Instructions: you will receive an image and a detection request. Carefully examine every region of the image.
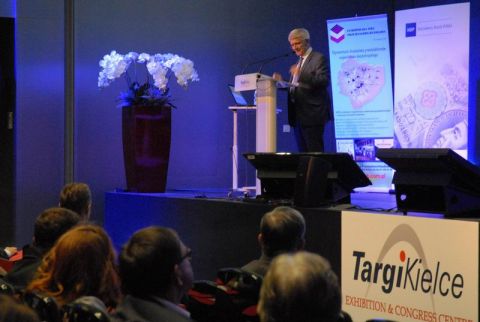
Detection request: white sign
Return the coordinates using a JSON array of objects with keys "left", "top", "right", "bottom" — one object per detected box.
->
[
  {"left": 342, "top": 211, "right": 478, "bottom": 321},
  {"left": 234, "top": 73, "right": 261, "bottom": 91},
  {"left": 394, "top": 3, "right": 470, "bottom": 158}
]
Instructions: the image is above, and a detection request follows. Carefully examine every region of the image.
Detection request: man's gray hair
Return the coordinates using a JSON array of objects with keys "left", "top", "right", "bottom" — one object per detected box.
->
[
  {"left": 258, "top": 252, "right": 341, "bottom": 322},
  {"left": 288, "top": 28, "right": 310, "bottom": 41}
]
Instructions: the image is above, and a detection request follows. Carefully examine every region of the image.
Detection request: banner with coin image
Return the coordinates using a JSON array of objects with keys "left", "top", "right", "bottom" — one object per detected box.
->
[
  {"left": 327, "top": 14, "right": 394, "bottom": 191},
  {"left": 394, "top": 3, "right": 470, "bottom": 159}
]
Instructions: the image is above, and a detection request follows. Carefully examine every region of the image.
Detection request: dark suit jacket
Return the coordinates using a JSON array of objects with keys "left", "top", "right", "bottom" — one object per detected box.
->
[
  {"left": 4, "top": 244, "right": 47, "bottom": 291},
  {"left": 112, "top": 295, "right": 193, "bottom": 322},
  {"left": 241, "top": 254, "right": 272, "bottom": 277},
  {"left": 288, "top": 50, "right": 332, "bottom": 127}
]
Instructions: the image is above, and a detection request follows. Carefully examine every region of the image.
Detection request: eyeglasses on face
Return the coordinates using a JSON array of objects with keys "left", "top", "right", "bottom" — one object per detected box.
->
[{"left": 179, "top": 248, "right": 192, "bottom": 263}]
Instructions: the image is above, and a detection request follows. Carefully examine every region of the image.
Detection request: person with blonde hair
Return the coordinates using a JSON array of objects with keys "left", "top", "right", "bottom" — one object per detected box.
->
[{"left": 26, "top": 224, "right": 121, "bottom": 309}]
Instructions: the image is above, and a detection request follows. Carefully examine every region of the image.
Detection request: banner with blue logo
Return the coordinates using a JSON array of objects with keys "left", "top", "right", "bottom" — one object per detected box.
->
[
  {"left": 394, "top": 3, "right": 470, "bottom": 159},
  {"left": 327, "top": 14, "right": 394, "bottom": 191}
]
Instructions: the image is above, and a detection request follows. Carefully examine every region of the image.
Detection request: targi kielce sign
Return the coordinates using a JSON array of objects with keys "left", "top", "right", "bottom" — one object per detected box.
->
[{"left": 342, "top": 211, "right": 478, "bottom": 322}]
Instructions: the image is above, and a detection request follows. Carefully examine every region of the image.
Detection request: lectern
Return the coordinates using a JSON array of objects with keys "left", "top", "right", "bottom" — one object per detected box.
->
[
  {"left": 230, "top": 73, "right": 280, "bottom": 194},
  {"left": 234, "top": 73, "right": 278, "bottom": 152}
]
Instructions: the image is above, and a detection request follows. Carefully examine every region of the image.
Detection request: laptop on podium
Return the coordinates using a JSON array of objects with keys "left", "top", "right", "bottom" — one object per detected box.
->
[{"left": 228, "top": 84, "right": 255, "bottom": 107}]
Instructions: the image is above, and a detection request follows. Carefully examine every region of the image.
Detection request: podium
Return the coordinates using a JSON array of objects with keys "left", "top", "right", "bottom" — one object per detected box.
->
[{"left": 229, "top": 73, "right": 282, "bottom": 194}]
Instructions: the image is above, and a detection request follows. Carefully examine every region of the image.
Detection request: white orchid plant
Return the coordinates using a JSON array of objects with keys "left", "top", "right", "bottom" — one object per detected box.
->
[{"left": 98, "top": 50, "right": 199, "bottom": 108}]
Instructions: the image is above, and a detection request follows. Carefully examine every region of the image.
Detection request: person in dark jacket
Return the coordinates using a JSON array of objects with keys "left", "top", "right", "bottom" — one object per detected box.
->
[
  {"left": 4, "top": 207, "right": 80, "bottom": 291},
  {"left": 113, "top": 226, "right": 194, "bottom": 322},
  {"left": 274, "top": 28, "right": 332, "bottom": 152},
  {"left": 242, "top": 206, "right": 305, "bottom": 277}
]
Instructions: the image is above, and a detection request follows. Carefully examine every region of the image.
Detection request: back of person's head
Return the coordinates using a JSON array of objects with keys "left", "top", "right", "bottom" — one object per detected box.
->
[
  {"left": 258, "top": 252, "right": 341, "bottom": 322},
  {"left": 59, "top": 182, "right": 92, "bottom": 221},
  {"left": 259, "top": 206, "right": 305, "bottom": 257},
  {"left": 119, "top": 226, "right": 191, "bottom": 298},
  {"left": 28, "top": 224, "right": 121, "bottom": 308},
  {"left": 33, "top": 207, "right": 81, "bottom": 249},
  {"left": 0, "top": 294, "right": 40, "bottom": 322},
  {"left": 288, "top": 28, "right": 310, "bottom": 41}
]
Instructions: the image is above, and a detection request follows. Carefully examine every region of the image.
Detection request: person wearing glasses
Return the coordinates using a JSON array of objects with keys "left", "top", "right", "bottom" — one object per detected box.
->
[{"left": 113, "top": 226, "right": 194, "bottom": 322}]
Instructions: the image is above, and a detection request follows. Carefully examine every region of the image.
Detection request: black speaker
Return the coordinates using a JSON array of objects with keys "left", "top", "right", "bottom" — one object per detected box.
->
[
  {"left": 377, "top": 148, "right": 480, "bottom": 217},
  {"left": 243, "top": 153, "right": 371, "bottom": 207},
  {"left": 294, "top": 156, "right": 352, "bottom": 207}
]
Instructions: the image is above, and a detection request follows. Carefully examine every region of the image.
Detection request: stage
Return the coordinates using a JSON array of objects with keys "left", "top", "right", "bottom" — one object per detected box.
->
[{"left": 104, "top": 189, "right": 415, "bottom": 281}]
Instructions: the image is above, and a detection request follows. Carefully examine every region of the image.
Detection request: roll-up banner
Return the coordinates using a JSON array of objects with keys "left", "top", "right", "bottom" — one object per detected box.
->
[{"left": 327, "top": 14, "right": 394, "bottom": 191}]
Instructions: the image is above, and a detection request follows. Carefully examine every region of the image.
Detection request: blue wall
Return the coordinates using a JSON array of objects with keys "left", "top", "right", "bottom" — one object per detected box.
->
[
  {"left": 12, "top": 0, "right": 479, "bottom": 244},
  {"left": 0, "top": 0, "right": 15, "bottom": 18}
]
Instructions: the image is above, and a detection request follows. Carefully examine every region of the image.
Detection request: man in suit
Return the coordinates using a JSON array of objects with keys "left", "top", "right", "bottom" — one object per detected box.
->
[
  {"left": 242, "top": 206, "right": 305, "bottom": 277},
  {"left": 275, "top": 28, "right": 332, "bottom": 152},
  {"left": 113, "top": 226, "right": 194, "bottom": 322}
]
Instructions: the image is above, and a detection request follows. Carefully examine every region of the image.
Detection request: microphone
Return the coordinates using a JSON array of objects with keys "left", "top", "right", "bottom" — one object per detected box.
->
[
  {"left": 240, "top": 51, "right": 294, "bottom": 74},
  {"left": 258, "top": 51, "right": 294, "bottom": 74}
]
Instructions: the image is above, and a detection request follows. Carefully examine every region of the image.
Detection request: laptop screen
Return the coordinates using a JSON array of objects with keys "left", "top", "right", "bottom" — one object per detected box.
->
[{"left": 228, "top": 85, "right": 252, "bottom": 106}]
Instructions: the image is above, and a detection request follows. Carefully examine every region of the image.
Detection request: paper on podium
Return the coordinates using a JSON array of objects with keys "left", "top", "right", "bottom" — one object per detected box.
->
[{"left": 275, "top": 79, "right": 295, "bottom": 89}]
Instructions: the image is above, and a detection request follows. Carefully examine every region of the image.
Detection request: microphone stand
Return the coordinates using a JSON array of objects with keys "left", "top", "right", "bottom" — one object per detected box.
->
[{"left": 240, "top": 52, "right": 293, "bottom": 74}]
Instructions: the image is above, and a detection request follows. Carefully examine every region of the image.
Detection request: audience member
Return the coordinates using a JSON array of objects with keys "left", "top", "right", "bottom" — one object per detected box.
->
[
  {"left": 113, "top": 226, "right": 194, "bottom": 322},
  {"left": 26, "top": 224, "right": 121, "bottom": 309},
  {"left": 0, "top": 294, "right": 40, "bottom": 322},
  {"left": 258, "top": 251, "right": 341, "bottom": 322},
  {"left": 242, "top": 206, "right": 305, "bottom": 276},
  {"left": 59, "top": 182, "right": 92, "bottom": 221},
  {"left": 4, "top": 207, "right": 81, "bottom": 291}
]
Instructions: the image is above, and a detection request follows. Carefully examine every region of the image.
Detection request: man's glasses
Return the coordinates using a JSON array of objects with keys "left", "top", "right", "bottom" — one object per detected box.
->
[{"left": 179, "top": 248, "right": 192, "bottom": 263}]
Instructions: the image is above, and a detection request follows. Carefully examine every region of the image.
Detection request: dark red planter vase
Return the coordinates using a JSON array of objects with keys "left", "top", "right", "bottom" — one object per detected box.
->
[{"left": 122, "top": 105, "right": 171, "bottom": 192}]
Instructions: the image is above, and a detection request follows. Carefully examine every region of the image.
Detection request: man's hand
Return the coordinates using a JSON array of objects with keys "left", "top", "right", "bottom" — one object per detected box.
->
[{"left": 272, "top": 72, "right": 283, "bottom": 81}]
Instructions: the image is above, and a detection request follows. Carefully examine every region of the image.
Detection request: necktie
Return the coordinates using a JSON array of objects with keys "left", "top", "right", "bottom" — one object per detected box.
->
[{"left": 290, "top": 57, "right": 303, "bottom": 94}]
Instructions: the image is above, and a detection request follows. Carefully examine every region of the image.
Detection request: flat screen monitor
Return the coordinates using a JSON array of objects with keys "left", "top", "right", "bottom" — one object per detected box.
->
[
  {"left": 243, "top": 152, "right": 371, "bottom": 207},
  {"left": 376, "top": 148, "right": 480, "bottom": 217}
]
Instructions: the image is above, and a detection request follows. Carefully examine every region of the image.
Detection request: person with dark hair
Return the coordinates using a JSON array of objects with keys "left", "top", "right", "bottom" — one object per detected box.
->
[
  {"left": 0, "top": 294, "right": 40, "bottom": 322},
  {"left": 59, "top": 182, "right": 92, "bottom": 221},
  {"left": 4, "top": 207, "right": 81, "bottom": 291},
  {"left": 242, "top": 206, "right": 305, "bottom": 277},
  {"left": 26, "top": 224, "right": 121, "bottom": 309},
  {"left": 258, "top": 252, "right": 341, "bottom": 322},
  {"left": 113, "top": 226, "right": 194, "bottom": 322}
]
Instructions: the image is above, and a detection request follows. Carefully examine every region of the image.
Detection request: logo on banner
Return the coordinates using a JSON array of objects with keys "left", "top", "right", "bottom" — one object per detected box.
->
[
  {"left": 347, "top": 223, "right": 466, "bottom": 314},
  {"left": 405, "top": 23, "right": 416, "bottom": 37},
  {"left": 330, "top": 24, "right": 345, "bottom": 43}
]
